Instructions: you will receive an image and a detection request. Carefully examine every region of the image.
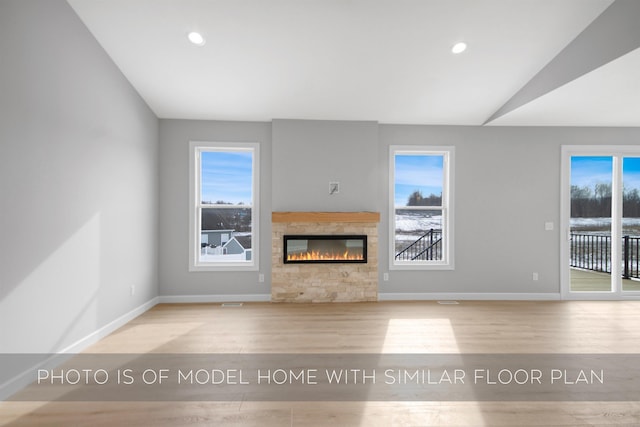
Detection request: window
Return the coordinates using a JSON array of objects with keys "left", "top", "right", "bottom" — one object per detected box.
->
[
  {"left": 189, "top": 142, "right": 259, "bottom": 270},
  {"left": 390, "top": 146, "right": 454, "bottom": 269}
]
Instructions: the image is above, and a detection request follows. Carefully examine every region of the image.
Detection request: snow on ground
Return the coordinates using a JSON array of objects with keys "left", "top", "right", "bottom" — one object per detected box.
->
[
  {"left": 200, "top": 253, "right": 246, "bottom": 262},
  {"left": 571, "top": 217, "right": 640, "bottom": 226},
  {"left": 395, "top": 212, "right": 442, "bottom": 233},
  {"left": 394, "top": 213, "right": 442, "bottom": 249},
  {"left": 394, "top": 214, "right": 640, "bottom": 240},
  {"left": 395, "top": 215, "right": 640, "bottom": 233},
  {"left": 571, "top": 217, "right": 640, "bottom": 235}
]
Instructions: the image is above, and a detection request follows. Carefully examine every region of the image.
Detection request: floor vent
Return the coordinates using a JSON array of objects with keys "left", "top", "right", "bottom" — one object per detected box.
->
[
  {"left": 221, "top": 302, "right": 243, "bottom": 307},
  {"left": 437, "top": 301, "right": 459, "bottom": 305}
]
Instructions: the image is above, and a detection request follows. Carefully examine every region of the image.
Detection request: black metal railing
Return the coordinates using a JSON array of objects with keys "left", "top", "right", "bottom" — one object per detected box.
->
[
  {"left": 570, "top": 233, "right": 640, "bottom": 279},
  {"left": 624, "top": 235, "right": 640, "bottom": 279},
  {"left": 395, "top": 229, "right": 442, "bottom": 261}
]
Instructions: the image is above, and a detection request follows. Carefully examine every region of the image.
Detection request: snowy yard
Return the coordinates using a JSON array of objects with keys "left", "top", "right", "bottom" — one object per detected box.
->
[
  {"left": 394, "top": 211, "right": 443, "bottom": 255},
  {"left": 571, "top": 217, "right": 640, "bottom": 235},
  {"left": 200, "top": 253, "right": 247, "bottom": 262}
]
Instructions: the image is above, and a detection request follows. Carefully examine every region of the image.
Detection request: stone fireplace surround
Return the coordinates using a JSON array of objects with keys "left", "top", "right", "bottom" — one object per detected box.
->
[{"left": 272, "top": 212, "right": 379, "bottom": 303}]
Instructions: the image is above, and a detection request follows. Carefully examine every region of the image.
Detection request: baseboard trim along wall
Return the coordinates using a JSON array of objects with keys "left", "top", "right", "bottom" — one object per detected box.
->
[
  {"left": 158, "top": 293, "right": 562, "bottom": 303},
  {"left": 0, "top": 297, "right": 159, "bottom": 401},
  {"left": 60, "top": 297, "right": 160, "bottom": 354},
  {"left": 158, "top": 294, "right": 271, "bottom": 304},
  {"left": 378, "top": 292, "right": 562, "bottom": 301}
]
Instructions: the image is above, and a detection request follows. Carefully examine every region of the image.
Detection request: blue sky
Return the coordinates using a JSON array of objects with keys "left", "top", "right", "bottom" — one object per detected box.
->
[
  {"left": 394, "top": 154, "right": 443, "bottom": 207},
  {"left": 571, "top": 156, "right": 612, "bottom": 189},
  {"left": 201, "top": 151, "right": 253, "bottom": 205},
  {"left": 571, "top": 156, "right": 640, "bottom": 193},
  {"left": 624, "top": 157, "right": 640, "bottom": 192},
  {"left": 199, "top": 153, "right": 640, "bottom": 206}
]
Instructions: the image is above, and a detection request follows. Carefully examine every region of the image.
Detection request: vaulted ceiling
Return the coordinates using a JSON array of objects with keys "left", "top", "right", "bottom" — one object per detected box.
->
[{"left": 67, "top": 0, "right": 640, "bottom": 126}]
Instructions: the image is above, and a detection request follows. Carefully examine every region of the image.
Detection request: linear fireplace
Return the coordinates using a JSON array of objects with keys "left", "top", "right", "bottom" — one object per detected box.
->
[{"left": 283, "top": 235, "right": 367, "bottom": 264}]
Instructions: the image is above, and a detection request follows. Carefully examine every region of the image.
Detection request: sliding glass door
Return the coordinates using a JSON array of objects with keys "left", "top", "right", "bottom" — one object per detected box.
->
[
  {"left": 562, "top": 147, "right": 640, "bottom": 299},
  {"left": 622, "top": 157, "right": 640, "bottom": 291},
  {"left": 569, "top": 156, "right": 613, "bottom": 292}
]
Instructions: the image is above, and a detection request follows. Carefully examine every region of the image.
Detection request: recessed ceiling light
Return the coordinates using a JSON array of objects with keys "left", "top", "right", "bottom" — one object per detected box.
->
[
  {"left": 187, "top": 31, "right": 206, "bottom": 46},
  {"left": 451, "top": 42, "right": 467, "bottom": 54}
]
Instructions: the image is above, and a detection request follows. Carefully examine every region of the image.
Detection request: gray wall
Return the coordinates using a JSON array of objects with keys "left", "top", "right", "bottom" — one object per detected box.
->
[
  {"left": 158, "top": 120, "right": 272, "bottom": 297},
  {"left": 0, "top": 0, "right": 159, "bottom": 352},
  {"left": 158, "top": 117, "right": 640, "bottom": 299},
  {"left": 158, "top": 119, "right": 379, "bottom": 298},
  {"left": 378, "top": 125, "right": 640, "bottom": 296},
  {"left": 272, "top": 119, "right": 379, "bottom": 212}
]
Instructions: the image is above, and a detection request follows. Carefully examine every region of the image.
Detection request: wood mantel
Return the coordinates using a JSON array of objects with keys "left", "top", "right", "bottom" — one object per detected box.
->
[{"left": 272, "top": 211, "right": 380, "bottom": 223}]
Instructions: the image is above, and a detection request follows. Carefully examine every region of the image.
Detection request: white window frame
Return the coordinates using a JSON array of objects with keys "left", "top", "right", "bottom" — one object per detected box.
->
[
  {"left": 189, "top": 141, "right": 260, "bottom": 271},
  {"left": 389, "top": 145, "right": 454, "bottom": 270}
]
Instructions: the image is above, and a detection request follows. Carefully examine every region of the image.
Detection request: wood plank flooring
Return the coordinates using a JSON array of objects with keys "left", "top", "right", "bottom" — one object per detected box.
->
[{"left": 3, "top": 300, "right": 640, "bottom": 426}]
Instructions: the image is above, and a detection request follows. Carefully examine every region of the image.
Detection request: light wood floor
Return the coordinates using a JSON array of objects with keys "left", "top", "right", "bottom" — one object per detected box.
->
[{"left": 3, "top": 300, "right": 640, "bottom": 426}]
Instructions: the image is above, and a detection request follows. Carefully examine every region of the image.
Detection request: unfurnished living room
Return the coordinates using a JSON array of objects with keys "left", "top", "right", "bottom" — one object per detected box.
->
[{"left": 2, "top": 0, "right": 640, "bottom": 426}]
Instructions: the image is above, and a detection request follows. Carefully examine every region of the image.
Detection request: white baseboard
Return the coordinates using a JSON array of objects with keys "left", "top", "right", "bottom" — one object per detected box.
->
[
  {"left": 378, "top": 292, "right": 561, "bottom": 301},
  {"left": 0, "top": 297, "right": 159, "bottom": 401},
  {"left": 160, "top": 293, "right": 561, "bottom": 303},
  {"left": 59, "top": 297, "right": 159, "bottom": 354},
  {"left": 158, "top": 294, "right": 271, "bottom": 304}
]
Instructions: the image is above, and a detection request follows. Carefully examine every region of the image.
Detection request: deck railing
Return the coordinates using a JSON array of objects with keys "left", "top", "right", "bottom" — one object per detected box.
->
[
  {"left": 395, "top": 229, "right": 442, "bottom": 261},
  {"left": 570, "top": 233, "right": 640, "bottom": 279}
]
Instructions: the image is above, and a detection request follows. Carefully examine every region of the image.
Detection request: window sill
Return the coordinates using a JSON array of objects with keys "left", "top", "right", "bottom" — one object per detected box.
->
[
  {"left": 189, "top": 263, "right": 258, "bottom": 272},
  {"left": 390, "top": 262, "right": 454, "bottom": 271}
]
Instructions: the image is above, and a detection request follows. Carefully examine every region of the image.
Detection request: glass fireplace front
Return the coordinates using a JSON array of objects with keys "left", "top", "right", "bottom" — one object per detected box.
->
[{"left": 283, "top": 235, "right": 367, "bottom": 264}]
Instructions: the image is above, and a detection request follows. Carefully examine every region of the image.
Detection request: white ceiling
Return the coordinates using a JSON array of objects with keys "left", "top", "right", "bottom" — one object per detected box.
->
[{"left": 67, "top": 0, "right": 640, "bottom": 126}]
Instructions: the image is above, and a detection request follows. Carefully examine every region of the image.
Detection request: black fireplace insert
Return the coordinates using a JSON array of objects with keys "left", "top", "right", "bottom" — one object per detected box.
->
[{"left": 283, "top": 235, "right": 367, "bottom": 264}]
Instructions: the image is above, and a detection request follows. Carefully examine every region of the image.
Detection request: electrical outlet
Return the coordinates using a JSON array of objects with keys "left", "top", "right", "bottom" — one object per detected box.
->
[
  {"left": 532, "top": 272, "right": 539, "bottom": 281},
  {"left": 383, "top": 272, "right": 389, "bottom": 281},
  {"left": 259, "top": 274, "right": 265, "bottom": 283},
  {"left": 130, "top": 285, "right": 135, "bottom": 296}
]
